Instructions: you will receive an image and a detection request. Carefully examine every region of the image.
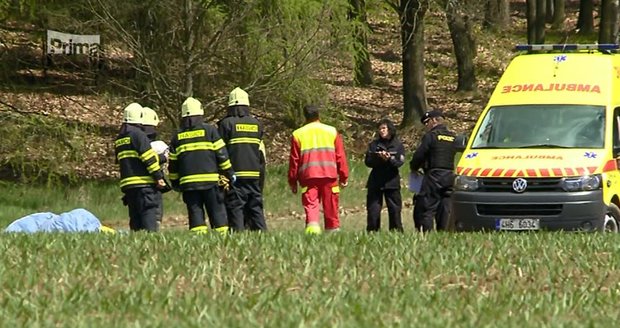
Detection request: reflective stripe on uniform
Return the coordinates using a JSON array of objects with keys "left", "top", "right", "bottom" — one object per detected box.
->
[
  {"left": 190, "top": 225, "right": 209, "bottom": 234},
  {"left": 140, "top": 148, "right": 157, "bottom": 162},
  {"left": 229, "top": 137, "right": 261, "bottom": 145},
  {"left": 218, "top": 159, "right": 232, "bottom": 170},
  {"left": 179, "top": 173, "right": 219, "bottom": 184},
  {"left": 146, "top": 162, "right": 161, "bottom": 174},
  {"left": 139, "top": 148, "right": 161, "bottom": 173},
  {"left": 236, "top": 171, "right": 260, "bottom": 177},
  {"left": 176, "top": 140, "right": 227, "bottom": 153},
  {"left": 120, "top": 176, "right": 155, "bottom": 188},
  {"left": 176, "top": 142, "right": 218, "bottom": 153},
  {"left": 117, "top": 150, "right": 139, "bottom": 160},
  {"left": 299, "top": 161, "right": 337, "bottom": 172},
  {"left": 213, "top": 139, "right": 226, "bottom": 150},
  {"left": 300, "top": 146, "right": 335, "bottom": 155}
]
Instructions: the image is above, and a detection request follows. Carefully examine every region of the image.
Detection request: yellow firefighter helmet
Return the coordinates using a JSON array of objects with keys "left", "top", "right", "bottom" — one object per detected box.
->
[
  {"left": 141, "top": 107, "right": 160, "bottom": 126},
  {"left": 228, "top": 87, "right": 250, "bottom": 107},
  {"left": 182, "top": 97, "right": 204, "bottom": 117},
  {"left": 123, "top": 102, "right": 143, "bottom": 124}
]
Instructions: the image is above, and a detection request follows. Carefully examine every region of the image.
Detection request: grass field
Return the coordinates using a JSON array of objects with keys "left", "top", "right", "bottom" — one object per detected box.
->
[
  {"left": 3, "top": 161, "right": 620, "bottom": 327},
  {"left": 1, "top": 232, "right": 620, "bottom": 327}
]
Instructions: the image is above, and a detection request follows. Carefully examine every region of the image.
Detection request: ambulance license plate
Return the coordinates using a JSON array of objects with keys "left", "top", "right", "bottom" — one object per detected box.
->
[{"left": 496, "top": 218, "right": 540, "bottom": 231}]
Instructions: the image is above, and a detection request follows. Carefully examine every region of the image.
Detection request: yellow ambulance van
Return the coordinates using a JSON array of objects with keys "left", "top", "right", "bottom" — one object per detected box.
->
[{"left": 451, "top": 44, "right": 620, "bottom": 232}]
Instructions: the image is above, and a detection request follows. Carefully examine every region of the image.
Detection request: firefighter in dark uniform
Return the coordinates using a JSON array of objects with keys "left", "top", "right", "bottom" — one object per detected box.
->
[
  {"left": 168, "top": 97, "right": 235, "bottom": 235},
  {"left": 364, "top": 118, "right": 406, "bottom": 232},
  {"left": 141, "top": 106, "right": 171, "bottom": 230},
  {"left": 410, "top": 110, "right": 456, "bottom": 232},
  {"left": 115, "top": 102, "right": 167, "bottom": 232},
  {"left": 217, "top": 87, "right": 267, "bottom": 232}
]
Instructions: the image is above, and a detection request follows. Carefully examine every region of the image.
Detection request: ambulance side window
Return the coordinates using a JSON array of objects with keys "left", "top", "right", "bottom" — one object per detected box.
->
[{"left": 614, "top": 107, "right": 620, "bottom": 156}]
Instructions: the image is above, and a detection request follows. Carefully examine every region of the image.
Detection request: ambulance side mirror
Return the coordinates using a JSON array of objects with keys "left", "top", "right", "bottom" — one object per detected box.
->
[{"left": 454, "top": 134, "right": 469, "bottom": 152}]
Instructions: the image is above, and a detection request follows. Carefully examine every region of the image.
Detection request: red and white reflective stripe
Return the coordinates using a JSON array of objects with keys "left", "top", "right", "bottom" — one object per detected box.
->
[{"left": 457, "top": 166, "right": 601, "bottom": 177}]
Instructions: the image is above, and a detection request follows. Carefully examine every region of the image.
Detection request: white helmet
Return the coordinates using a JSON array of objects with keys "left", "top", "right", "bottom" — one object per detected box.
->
[
  {"left": 182, "top": 97, "right": 204, "bottom": 117},
  {"left": 141, "top": 107, "right": 160, "bottom": 126},
  {"left": 123, "top": 102, "right": 143, "bottom": 124},
  {"left": 228, "top": 87, "right": 249, "bottom": 107}
]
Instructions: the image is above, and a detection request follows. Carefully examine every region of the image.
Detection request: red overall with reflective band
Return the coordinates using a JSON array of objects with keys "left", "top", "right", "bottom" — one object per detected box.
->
[{"left": 288, "top": 121, "right": 348, "bottom": 229}]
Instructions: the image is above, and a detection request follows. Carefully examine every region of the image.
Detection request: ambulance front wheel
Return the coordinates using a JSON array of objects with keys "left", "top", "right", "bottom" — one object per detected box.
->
[{"left": 603, "top": 204, "right": 620, "bottom": 233}]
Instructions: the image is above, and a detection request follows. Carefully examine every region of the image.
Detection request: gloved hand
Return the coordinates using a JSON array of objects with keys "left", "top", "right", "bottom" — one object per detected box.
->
[{"left": 218, "top": 175, "right": 231, "bottom": 192}]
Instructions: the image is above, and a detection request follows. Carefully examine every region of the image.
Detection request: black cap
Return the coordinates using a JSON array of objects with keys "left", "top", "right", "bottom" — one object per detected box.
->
[{"left": 421, "top": 110, "right": 443, "bottom": 124}]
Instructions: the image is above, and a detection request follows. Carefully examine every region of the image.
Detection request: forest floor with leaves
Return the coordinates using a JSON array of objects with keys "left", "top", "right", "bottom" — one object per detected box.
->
[{"left": 0, "top": 4, "right": 584, "bottom": 180}]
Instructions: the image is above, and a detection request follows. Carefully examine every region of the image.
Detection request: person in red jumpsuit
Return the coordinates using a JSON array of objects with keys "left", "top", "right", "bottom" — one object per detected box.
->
[{"left": 288, "top": 105, "right": 349, "bottom": 234}]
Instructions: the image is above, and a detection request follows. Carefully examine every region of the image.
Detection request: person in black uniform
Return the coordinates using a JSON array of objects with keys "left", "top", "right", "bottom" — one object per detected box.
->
[
  {"left": 141, "top": 106, "right": 170, "bottom": 230},
  {"left": 410, "top": 110, "right": 456, "bottom": 232},
  {"left": 114, "top": 102, "right": 167, "bottom": 232},
  {"left": 168, "top": 97, "right": 235, "bottom": 235},
  {"left": 217, "top": 87, "right": 267, "bottom": 232},
  {"left": 364, "top": 118, "right": 405, "bottom": 232}
]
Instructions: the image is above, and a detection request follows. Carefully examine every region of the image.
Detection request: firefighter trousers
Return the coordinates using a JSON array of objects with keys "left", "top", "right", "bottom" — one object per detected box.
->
[
  {"left": 413, "top": 169, "right": 454, "bottom": 232},
  {"left": 301, "top": 178, "right": 340, "bottom": 230},
  {"left": 225, "top": 179, "right": 267, "bottom": 232},
  {"left": 366, "top": 187, "right": 403, "bottom": 232},
  {"left": 182, "top": 187, "right": 227, "bottom": 230},
  {"left": 123, "top": 186, "right": 161, "bottom": 232}
]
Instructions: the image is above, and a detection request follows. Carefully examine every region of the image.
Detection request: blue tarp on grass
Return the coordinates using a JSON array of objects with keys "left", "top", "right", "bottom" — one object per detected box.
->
[{"left": 4, "top": 208, "right": 103, "bottom": 233}]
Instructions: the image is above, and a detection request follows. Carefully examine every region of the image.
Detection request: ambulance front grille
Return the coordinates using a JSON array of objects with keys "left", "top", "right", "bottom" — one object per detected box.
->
[
  {"left": 479, "top": 178, "right": 564, "bottom": 192},
  {"left": 477, "top": 204, "right": 563, "bottom": 216}
]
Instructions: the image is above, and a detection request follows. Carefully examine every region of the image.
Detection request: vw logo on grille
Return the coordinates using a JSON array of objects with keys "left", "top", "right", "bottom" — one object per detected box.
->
[{"left": 512, "top": 178, "right": 528, "bottom": 193}]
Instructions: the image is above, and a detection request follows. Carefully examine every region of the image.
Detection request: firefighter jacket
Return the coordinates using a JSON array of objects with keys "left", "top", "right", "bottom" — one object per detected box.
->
[
  {"left": 168, "top": 119, "right": 234, "bottom": 191},
  {"left": 288, "top": 120, "right": 349, "bottom": 186},
  {"left": 364, "top": 127, "right": 405, "bottom": 190},
  {"left": 114, "top": 124, "right": 164, "bottom": 192},
  {"left": 410, "top": 124, "right": 456, "bottom": 172},
  {"left": 217, "top": 105, "right": 263, "bottom": 180}
]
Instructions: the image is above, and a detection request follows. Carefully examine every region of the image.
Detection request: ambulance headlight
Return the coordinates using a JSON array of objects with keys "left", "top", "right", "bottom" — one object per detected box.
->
[
  {"left": 454, "top": 175, "right": 479, "bottom": 191},
  {"left": 561, "top": 175, "right": 601, "bottom": 192}
]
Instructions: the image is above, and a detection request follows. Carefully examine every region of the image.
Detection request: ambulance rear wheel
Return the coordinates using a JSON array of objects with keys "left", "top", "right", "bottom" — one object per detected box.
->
[{"left": 603, "top": 204, "right": 620, "bottom": 233}]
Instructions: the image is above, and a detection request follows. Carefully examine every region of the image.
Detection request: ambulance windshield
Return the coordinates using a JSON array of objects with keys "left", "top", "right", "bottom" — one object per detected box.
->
[{"left": 471, "top": 105, "right": 605, "bottom": 149}]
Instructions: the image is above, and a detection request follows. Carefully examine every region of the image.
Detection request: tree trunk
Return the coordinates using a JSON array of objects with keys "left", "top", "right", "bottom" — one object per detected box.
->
[
  {"left": 445, "top": 1, "right": 476, "bottom": 91},
  {"left": 599, "top": 0, "right": 620, "bottom": 44},
  {"left": 526, "top": 0, "right": 537, "bottom": 43},
  {"left": 545, "top": 0, "right": 554, "bottom": 23},
  {"left": 535, "top": 0, "right": 546, "bottom": 43},
  {"left": 400, "top": 0, "right": 428, "bottom": 127},
  {"left": 183, "top": 0, "right": 195, "bottom": 98},
  {"left": 577, "top": 0, "right": 594, "bottom": 34},
  {"left": 551, "top": 0, "right": 565, "bottom": 29},
  {"left": 349, "top": 0, "right": 373, "bottom": 86},
  {"left": 484, "top": 0, "right": 511, "bottom": 30}
]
